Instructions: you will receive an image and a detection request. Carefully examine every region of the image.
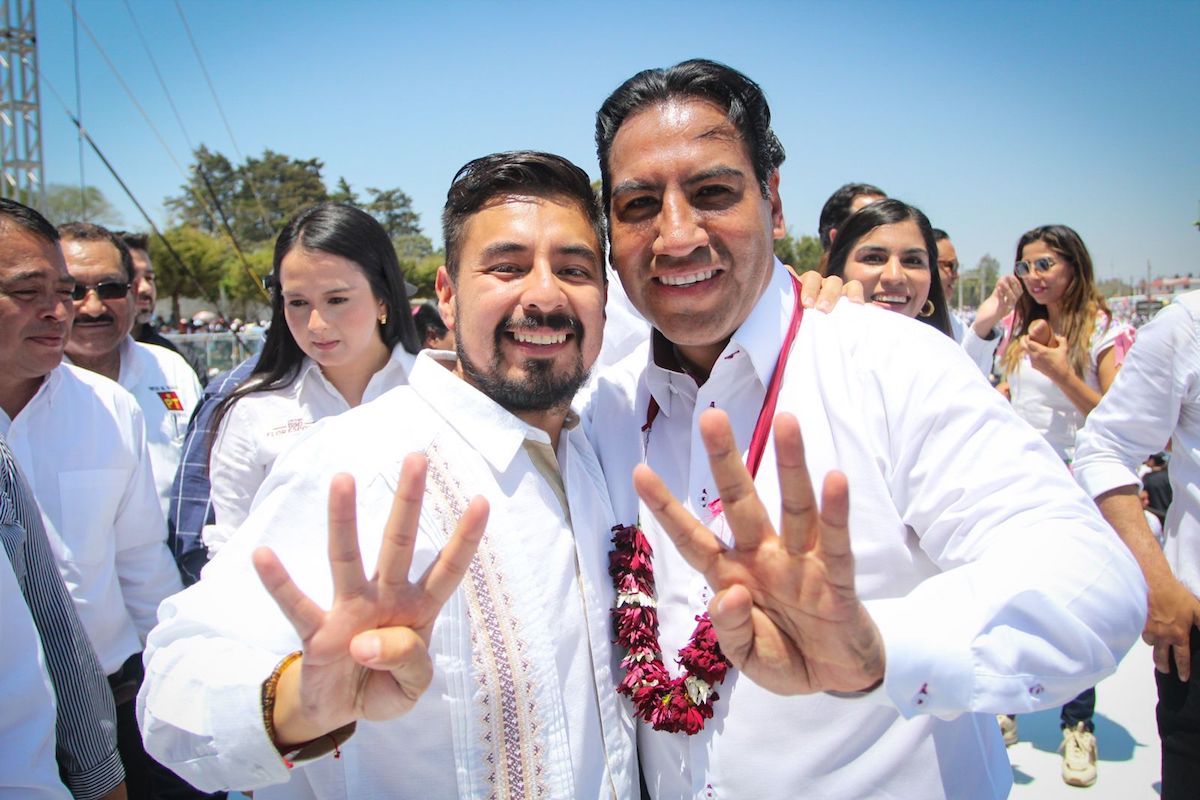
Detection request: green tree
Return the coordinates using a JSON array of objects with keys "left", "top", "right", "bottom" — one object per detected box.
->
[
  {"left": 329, "top": 177, "right": 359, "bottom": 205},
  {"left": 148, "top": 224, "right": 231, "bottom": 320},
  {"left": 41, "top": 183, "right": 123, "bottom": 226},
  {"left": 958, "top": 254, "right": 1001, "bottom": 307},
  {"left": 774, "top": 232, "right": 823, "bottom": 274},
  {"left": 166, "top": 146, "right": 329, "bottom": 248},
  {"left": 365, "top": 187, "right": 422, "bottom": 239},
  {"left": 405, "top": 250, "right": 445, "bottom": 299},
  {"left": 221, "top": 247, "right": 274, "bottom": 317}
]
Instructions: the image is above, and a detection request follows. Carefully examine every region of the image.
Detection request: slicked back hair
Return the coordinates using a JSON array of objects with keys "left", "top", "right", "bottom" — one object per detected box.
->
[
  {"left": 595, "top": 59, "right": 786, "bottom": 215},
  {"left": 117, "top": 231, "right": 150, "bottom": 252},
  {"left": 0, "top": 198, "right": 59, "bottom": 245},
  {"left": 57, "top": 221, "right": 134, "bottom": 282},
  {"left": 823, "top": 198, "right": 952, "bottom": 338},
  {"left": 817, "top": 182, "right": 886, "bottom": 251},
  {"left": 441, "top": 150, "right": 606, "bottom": 280}
]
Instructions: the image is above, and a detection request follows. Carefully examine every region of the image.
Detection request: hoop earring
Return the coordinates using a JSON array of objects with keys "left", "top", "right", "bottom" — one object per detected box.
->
[
  {"left": 378, "top": 313, "right": 388, "bottom": 326},
  {"left": 919, "top": 300, "right": 935, "bottom": 318}
]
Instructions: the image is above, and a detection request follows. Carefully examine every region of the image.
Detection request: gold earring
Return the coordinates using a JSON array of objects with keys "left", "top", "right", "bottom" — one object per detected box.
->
[
  {"left": 919, "top": 300, "right": 935, "bottom": 318},
  {"left": 378, "top": 313, "right": 388, "bottom": 326}
]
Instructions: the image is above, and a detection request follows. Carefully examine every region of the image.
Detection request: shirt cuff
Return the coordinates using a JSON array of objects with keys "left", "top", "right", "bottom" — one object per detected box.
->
[
  {"left": 63, "top": 749, "right": 125, "bottom": 800},
  {"left": 1072, "top": 461, "right": 1141, "bottom": 500},
  {"left": 866, "top": 596, "right": 976, "bottom": 719}
]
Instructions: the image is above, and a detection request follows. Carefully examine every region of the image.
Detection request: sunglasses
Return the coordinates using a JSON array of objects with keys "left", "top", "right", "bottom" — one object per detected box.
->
[
  {"left": 1014, "top": 257, "right": 1057, "bottom": 277},
  {"left": 71, "top": 281, "right": 131, "bottom": 301},
  {"left": 938, "top": 259, "right": 959, "bottom": 275}
]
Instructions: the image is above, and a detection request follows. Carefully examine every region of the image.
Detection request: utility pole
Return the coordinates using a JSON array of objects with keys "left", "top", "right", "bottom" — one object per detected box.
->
[{"left": 0, "top": 0, "right": 44, "bottom": 211}]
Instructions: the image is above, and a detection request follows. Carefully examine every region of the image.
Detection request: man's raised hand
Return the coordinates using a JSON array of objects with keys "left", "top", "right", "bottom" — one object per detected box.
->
[
  {"left": 252, "top": 453, "right": 488, "bottom": 746},
  {"left": 633, "top": 409, "right": 884, "bottom": 695}
]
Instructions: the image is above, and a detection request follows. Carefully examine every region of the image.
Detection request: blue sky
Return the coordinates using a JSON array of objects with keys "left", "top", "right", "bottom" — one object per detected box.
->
[{"left": 32, "top": 0, "right": 1200, "bottom": 285}]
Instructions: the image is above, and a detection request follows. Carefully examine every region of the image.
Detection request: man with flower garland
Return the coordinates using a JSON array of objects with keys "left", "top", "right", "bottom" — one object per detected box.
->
[{"left": 584, "top": 59, "right": 1147, "bottom": 799}]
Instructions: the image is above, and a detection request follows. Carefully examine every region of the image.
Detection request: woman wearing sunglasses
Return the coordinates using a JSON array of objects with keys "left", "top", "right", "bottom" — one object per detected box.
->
[
  {"left": 203, "top": 203, "right": 421, "bottom": 554},
  {"left": 997, "top": 223, "right": 1134, "bottom": 786}
]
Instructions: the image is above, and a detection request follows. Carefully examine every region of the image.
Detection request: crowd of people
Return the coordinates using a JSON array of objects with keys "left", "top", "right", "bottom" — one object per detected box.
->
[{"left": 0, "top": 58, "right": 1193, "bottom": 800}]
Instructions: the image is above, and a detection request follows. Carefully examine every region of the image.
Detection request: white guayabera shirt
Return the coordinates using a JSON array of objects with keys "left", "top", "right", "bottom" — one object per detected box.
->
[
  {"left": 140, "top": 352, "right": 636, "bottom": 800},
  {"left": 585, "top": 263, "right": 1146, "bottom": 800}
]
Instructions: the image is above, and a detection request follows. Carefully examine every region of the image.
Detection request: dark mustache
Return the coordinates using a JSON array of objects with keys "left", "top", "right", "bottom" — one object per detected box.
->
[
  {"left": 499, "top": 313, "right": 581, "bottom": 335},
  {"left": 75, "top": 314, "right": 115, "bottom": 325}
]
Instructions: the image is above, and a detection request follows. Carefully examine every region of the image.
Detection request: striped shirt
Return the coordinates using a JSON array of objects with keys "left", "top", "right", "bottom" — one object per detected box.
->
[
  {"left": 167, "top": 358, "right": 256, "bottom": 585},
  {"left": 0, "top": 433, "right": 124, "bottom": 799}
]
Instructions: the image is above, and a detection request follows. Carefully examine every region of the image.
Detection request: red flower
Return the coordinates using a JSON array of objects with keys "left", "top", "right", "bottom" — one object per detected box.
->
[{"left": 610, "top": 523, "right": 728, "bottom": 735}]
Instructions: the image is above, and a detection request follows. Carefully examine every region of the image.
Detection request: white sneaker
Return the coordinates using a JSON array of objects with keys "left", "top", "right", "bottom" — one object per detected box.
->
[
  {"left": 997, "top": 714, "right": 1017, "bottom": 747},
  {"left": 1058, "top": 722, "right": 1098, "bottom": 787}
]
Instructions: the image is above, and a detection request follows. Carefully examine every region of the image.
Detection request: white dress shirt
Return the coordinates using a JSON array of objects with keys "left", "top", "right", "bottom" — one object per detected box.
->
[
  {"left": 0, "top": 549, "right": 70, "bottom": 800},
  {"left": 1075, "top": 290, "right": 1200, "bottom": 597},
  {"left": 140, "top": 352, "right": 636, "bottom": 799},
  {"left": 0, "top": 364, "right": 183, "bottom": 673},
  {"left": 106, "top": 338, "right": 201, "bottom": 519},
  {"left": 585, "top": 263, "right": 1146, "bottom": 800},
  {"left": 205, "top": 345, "right": 416, "bottom": 551},
  {"left": 949, "top": 311, "right": 1001, "bottom": 377}
]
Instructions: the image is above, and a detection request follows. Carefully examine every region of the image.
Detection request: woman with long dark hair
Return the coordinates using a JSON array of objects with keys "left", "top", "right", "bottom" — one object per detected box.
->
[
  {"left": 823, "top": 198, "right": 953, "bottom": 337},
  {"left": 204, "top": 203, "right": 420, "bottom": 552}
]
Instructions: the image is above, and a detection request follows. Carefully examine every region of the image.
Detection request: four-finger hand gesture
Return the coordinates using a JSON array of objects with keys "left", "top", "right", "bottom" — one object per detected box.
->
[
  {"left": 253, "top": 453, "right": 488, "bottom": 746},
  {"left": 634, "top": 409, "right": 884, "bottom": 696}
]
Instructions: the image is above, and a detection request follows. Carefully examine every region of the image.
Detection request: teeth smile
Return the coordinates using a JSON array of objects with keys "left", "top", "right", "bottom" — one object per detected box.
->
[
  {"left": 873, "top": 295, "right": 909, "bottom": 304},
  {"left": 513, "top": 331, "right": 567, "bottom": 345},
  {"left": 659, "top": 270, "right": 717, "bottom": 287}
]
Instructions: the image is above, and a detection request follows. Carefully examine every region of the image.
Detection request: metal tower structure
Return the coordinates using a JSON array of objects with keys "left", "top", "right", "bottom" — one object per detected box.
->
[{"left": 0, "top": 0, "right": 43, "bottom": 210}]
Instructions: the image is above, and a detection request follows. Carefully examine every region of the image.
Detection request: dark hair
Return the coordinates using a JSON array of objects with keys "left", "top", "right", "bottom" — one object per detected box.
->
[
  {"left": 209, "top": 203, "right": 420, "bottom": 458},
  {"left": 817, "top": 183, "right": 886, "bottom": 251},
  {"left": 932, "top": 228, "right": 950, "bottom": 242},
  {"left": 442, "top": 151, "right": 605, "bottom": 279},
  {"left": 595, "top": 58, "right": 785, "bottom": 215},
  {"left": 116, "top": 231, "right": 150, "bottom": 252},
  {"left": 1002, "top": 224, "right": 1109, "bottom": 378},
  {"left": 823, "top": 198, "right": 952, "bottom": 337},
  {"left": 0, "top": 198, "right": 60, "bottom": 244},
  {"left": 57, "top": 221, "right": 135, "bottom": 283},
  {"left": 412, "top": 301, "right": 448, "bottom": 347}
]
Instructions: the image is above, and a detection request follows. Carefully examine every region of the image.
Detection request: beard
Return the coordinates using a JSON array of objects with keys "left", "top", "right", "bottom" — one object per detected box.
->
[{"left": 456, "top": 309, "right": 590, "bottom": 413}]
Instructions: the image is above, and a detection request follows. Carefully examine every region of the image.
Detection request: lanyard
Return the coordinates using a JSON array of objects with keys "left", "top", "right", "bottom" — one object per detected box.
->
[{"left": 643, "top": 275, "right": 804, "bottom": 479}]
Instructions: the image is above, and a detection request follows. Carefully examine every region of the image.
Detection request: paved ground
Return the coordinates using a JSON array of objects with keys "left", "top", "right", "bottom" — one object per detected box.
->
[{"left": 1008, "top": 639, "right": 1162, "bottom": 798}]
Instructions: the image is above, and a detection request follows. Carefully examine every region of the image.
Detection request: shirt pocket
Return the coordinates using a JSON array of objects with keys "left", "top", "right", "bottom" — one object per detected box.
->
[{"left": 57, "top": 469, "right": 126, "bottom": 566}]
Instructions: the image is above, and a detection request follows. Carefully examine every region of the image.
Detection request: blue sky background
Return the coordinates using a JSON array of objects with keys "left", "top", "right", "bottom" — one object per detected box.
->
[{"left": 31, "top": 0, "right": 1200, "bottom": 285}]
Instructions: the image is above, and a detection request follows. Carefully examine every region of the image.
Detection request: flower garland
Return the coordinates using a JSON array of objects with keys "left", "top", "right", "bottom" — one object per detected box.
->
[{"left": 609, "top": 523, "right": 731, "bottom": 734}]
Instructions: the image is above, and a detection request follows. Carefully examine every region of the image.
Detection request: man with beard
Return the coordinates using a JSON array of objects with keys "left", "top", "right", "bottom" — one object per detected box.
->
[
  {"left": 59, "top": 223, "right": 202, "bottom": 519},
  {"left": 138, "top": 151, "right": 637, "bottom": 799},
  {"left": 584, "top": 59, "right": 1146, "bottom": 798}
]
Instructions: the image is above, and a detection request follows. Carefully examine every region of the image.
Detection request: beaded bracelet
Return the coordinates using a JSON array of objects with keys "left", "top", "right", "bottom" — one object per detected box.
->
[
  {"left": 261, "top": 650, "right": 303, "bottom": 750},
  {"left": 260, "top": 651, "right": 356, "bottom": 768}
]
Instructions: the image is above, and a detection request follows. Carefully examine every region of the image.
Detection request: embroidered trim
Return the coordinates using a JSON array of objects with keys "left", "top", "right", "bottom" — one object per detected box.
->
[{"left": 424, "top": 445, "right": 549, "bottom": 800}]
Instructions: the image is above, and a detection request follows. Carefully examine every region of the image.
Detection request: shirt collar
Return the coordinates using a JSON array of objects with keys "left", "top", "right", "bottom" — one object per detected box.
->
[
  {"left": 407, "top": 351, "right": 574, "bottom": 474},
  {"left": 644, "top": 258, "right": 796, "bottom": 418},
  {"left": 294, "top": 344, "right": 416, "bottom": 404}
]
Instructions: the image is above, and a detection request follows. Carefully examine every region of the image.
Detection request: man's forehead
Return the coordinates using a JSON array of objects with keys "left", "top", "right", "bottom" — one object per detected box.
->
[
  {"left": 608, "top": 98, "right": 751, "bottom": 177},
  {"left": 464, "top": 193, "right": 599, "bottom": 254},
  {"left": 0, "top": 228, "right": 69, "bottom": 280},
  {"left": 62, "top": 238, "right": 123, "bottom": 273}
]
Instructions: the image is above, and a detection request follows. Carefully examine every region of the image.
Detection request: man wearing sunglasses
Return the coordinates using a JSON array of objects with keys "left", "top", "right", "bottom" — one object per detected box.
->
[
  {"left": 0, "top": 200, "right": 186, "bottom": 797},
  {"left": 60, "top": 223, "right": 201, "bottom": 521}
]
